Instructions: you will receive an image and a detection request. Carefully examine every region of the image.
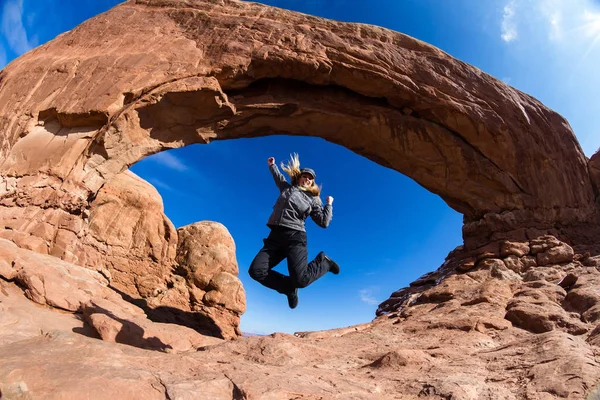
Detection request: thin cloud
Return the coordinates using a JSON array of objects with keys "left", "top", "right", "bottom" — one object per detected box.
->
[
  {"left": 535, "top": 0, "right": 564, "bottom": 41},
  {"left": 501, "top": 1, "right": 518, "bottom": 42},
  {"left": 498, "top": 0, "right": 600, "bottom": 73},
  {"left": 148, "top": 151, "right": 188, "bottom": 172},
  {"left": 359, "top": 288, "right": 379, "bottom": 305},
  {"left": 1, "top": 0, "right": 33, "bottom": 55},
  {"left": 548, "top": 11, "right": 562, "bottom": 41},
  {"left": 0, "top": 45, "right": 6, "bottom": 69},
  {"left": 148, "top": 178, "right": 174, "bottom": 192},
  {"left": 147, "top": 178, "right": 187, "bottom": 197}
]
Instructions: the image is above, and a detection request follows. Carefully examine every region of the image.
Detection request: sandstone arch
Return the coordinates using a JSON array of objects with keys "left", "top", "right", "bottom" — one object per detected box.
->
[{"left": 0, "top": 0, "right": 597, "bottom": 248}]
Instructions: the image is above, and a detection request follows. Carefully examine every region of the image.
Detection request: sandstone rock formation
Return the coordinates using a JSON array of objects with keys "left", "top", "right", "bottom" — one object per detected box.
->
[
  {"left": 0, "top": 238, "right": 222, "bottom": 352},
  {"left": 88, "top": 173, "right": 244, "bottom": 339},
  {"left": 85, "top": 170, "right": 177, "bottom": 294},
  {"left": 0, "top": 0, "right": 597, "bottom": 249},
  {"left": 2, "top": 234, "right": 600, "bottom": 398},
  {"left": 176, "top": 221, "right": 245, "bottom": 338},
  {"left": 0, "top": 165, "right": 244, "bottom": 339},
  {"left": 378, "top": 235, "right": 599, "bottom": 330},
  {"left": 1, "top": 0, "right": 600, "bottom": 398}
]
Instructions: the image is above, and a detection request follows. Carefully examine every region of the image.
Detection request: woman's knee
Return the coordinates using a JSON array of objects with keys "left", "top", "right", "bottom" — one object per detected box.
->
[
  {"left": 248, "top": 260, "right": 267, "bottom": 281},
  {"left": 292, "top": 274, "right": 311, "bottom": 288}
]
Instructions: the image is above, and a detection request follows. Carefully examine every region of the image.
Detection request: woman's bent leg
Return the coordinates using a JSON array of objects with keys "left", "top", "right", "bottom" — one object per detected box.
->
[
  {"left": 249, "top": 232, "right": 292, "bottom": 294},
  {"left": 287, "top": 233, "right": 329, "bottom": 289}
]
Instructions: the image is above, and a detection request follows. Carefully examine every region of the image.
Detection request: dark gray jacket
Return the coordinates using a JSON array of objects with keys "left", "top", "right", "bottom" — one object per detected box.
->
[{"left": 266, "top": 164, "right": 332, "bottom": 232}]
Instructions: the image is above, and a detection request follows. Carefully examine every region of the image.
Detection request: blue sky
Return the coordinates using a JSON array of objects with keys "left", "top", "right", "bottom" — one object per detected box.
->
[{"left": 1, "top": 0, "right": 599, "bottom": 335}]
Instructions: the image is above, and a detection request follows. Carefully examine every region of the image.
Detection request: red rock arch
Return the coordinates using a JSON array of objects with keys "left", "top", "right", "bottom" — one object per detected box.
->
[{"left": 0, "top": 0, "right": 598, "bottom": 250}]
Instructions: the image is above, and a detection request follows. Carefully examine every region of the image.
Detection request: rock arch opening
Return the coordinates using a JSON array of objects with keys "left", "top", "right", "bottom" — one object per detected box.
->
[{"left": 127, "top": 137, "right": 463, "bottom": 333}]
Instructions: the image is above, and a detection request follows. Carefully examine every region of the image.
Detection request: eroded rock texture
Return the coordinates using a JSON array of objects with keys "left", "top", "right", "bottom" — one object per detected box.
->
[
  {"left": 1, "top": 0, "right": 600, "bottom": 398},
  {"left": 0, "top": 238, "right": 222, "bottom": 352},
  {"left": 0, "top": 166, "right": 243, "bottom": 338},
  {"left": 374, "top": 234, "right": 600, "bottom": 398},
  {"left": 2, "top": 234, "right": 600, "bottom": 399},
  {"left": 176, "top": 222, "right": 245, "bottom": 338}
]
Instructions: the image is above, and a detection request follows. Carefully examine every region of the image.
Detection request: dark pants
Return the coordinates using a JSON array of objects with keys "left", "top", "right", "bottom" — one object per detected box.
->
[{"left": 249, "top": 226, "right": 330, "bottom": 295}]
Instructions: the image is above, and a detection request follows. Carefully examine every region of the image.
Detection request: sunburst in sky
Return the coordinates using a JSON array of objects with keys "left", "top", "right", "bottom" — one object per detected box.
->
[{"left": 581, "top": 9, "right": 600, "bottom": 61}]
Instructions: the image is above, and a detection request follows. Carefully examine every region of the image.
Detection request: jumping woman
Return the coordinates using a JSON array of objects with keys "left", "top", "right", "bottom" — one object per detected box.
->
[{"left": 249, "top": 153, "right": 340, "bottom": 309}]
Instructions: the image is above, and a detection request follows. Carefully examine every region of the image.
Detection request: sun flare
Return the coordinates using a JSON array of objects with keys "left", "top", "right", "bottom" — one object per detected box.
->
[{"left": 580, "top": 9, "right": 600, "bottom": 60}]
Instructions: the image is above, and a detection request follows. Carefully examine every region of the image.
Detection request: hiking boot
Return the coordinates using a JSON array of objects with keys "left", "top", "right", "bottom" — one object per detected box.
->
[
  {"left": 287, "top": 288, "right": 299, "bottom": 309},
  {"left": 323, "top": 253, "right": 340, "bottom": 275}
]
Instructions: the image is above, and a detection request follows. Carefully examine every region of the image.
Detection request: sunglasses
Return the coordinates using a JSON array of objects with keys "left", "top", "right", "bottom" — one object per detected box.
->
[{"left": 300, "top": 174, "right": 314, "bottom": 180}]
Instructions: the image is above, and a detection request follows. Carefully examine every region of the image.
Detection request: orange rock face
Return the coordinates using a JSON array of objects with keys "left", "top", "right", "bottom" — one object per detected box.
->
[
  {"left": 85, "top": 171, "right": 178, "bottom": 292},
  {"left": 176, "top": 222, "right": 245, "bottom": 338}
]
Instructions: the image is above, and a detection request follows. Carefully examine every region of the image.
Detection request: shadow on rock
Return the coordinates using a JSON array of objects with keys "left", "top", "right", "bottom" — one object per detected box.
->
[
  {"left": 75, "top": 303, "right": 174, "bottom": 352},
  {"left": 108, "top": 284, "right": 225, "bottom": 339},
  {"left": 71, "top": 314, "right": 102, "bottom": 340}
]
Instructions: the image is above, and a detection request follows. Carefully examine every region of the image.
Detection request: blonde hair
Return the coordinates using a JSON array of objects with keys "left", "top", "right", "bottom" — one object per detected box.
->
[{"left": 281, "top": 153, "right": 321, "bottom": 196}]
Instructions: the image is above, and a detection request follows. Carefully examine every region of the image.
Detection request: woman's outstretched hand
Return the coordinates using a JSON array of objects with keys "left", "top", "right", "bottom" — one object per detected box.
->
[
  {"left": 326, "top": 196, "right": 334, "bottom": 205},
  {"left": 267, "top": 157, "right": 275, "bottom": 166}
]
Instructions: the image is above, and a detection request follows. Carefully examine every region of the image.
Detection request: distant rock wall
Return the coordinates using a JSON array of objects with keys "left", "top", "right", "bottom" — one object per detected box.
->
[{"left": 590, "top": 149, "right": 600, "bottom": 198}]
